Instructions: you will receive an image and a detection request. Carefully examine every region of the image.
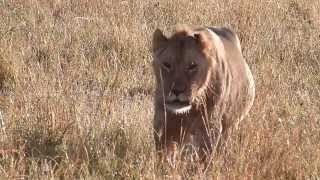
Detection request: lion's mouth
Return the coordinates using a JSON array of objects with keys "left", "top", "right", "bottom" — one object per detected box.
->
[{"left": 165, "top": 100, "right": 192, "bottom": 114}]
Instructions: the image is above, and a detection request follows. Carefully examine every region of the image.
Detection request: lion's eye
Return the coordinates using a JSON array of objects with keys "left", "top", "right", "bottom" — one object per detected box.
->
[
  {"left": 188, "top": 62, "right": 197, "bottom": 72},
  {"left": 162, "top": 62, "right": 171, "bottom": 71}
]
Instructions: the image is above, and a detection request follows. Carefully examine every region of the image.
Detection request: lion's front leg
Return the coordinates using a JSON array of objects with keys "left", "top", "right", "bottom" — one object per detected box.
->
[
  {"left": 154, "top": 126, "right": 179, "bottom": 165},
  {"left": 153, "top": 109, "right": 179, "bottom": 165},
  {"left": 153, "top": 105, "right": 165, "bottom": 150},
  {"left": 192, "top": 130, "right": 213, "bottom": 162},
  {"left": 153, "top": 123, "right": 162, "bottom": 151}
]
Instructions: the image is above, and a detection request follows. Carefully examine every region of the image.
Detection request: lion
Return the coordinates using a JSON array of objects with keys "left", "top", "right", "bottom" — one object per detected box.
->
[{"left": 151, "top": 25, "right": 255, "bottom": 162}]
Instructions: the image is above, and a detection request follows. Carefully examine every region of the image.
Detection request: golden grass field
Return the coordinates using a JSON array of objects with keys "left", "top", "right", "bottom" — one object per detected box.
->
[{"left": 0, "top": 0, "right": 319, "bottom": 179}]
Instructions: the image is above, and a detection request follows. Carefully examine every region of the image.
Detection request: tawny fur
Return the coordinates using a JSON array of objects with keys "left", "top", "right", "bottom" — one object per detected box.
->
[{"left": 152, "top": 25, "right": 255, "bottom": 161}]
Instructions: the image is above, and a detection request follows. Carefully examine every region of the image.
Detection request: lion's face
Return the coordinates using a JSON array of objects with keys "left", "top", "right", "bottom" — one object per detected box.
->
[{"left": 152, "top": 29, "right": 214, "bottom": 114}]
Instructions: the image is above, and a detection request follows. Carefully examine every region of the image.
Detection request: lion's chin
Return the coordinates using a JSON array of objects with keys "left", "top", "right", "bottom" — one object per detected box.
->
[{"left": 166, "top": 104, "right": 192, "bottom": 114}]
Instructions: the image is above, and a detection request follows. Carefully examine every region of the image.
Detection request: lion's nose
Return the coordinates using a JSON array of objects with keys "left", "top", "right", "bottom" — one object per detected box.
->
[
  {"left": 172, "top": 88, "right": 185, "bottom": 96},
  {"left": 171, "top": 79, "right": 186, "bottom": 96}
]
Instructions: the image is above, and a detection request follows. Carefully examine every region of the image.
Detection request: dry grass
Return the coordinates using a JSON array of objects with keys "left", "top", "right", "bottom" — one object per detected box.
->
[{"left": 0, "top": 0, "right": 319, "bottom": 179}]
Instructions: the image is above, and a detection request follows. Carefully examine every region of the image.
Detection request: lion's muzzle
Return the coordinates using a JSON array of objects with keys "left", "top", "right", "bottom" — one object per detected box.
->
[{"left": 165, "top": 93, "right": 192, "bottom": 114}]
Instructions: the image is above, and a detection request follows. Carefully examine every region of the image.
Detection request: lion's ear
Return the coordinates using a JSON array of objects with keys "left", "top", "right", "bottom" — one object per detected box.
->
[
  {"left": 193, "top": 32, "right": 212, "bottom": 50},
  {"left": 153, "top": 29, "right": 167, "bottom": 52},
  {"left": 194, "top": 30, "right": 226, "bottom": 61}
]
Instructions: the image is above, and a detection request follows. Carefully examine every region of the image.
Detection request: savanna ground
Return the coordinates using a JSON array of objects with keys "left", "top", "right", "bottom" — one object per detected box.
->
[{"left": 0, "top": 0, "right": 319, "bottom": 179}]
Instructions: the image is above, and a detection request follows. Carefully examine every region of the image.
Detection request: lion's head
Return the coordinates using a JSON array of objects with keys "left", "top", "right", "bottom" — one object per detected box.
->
[{"left": 152, "top": 27, "right": 224, "bottom": 114}]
